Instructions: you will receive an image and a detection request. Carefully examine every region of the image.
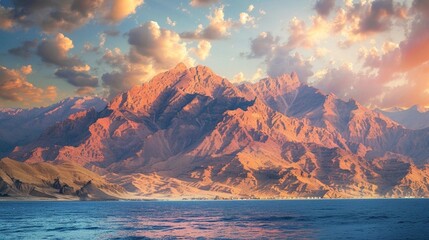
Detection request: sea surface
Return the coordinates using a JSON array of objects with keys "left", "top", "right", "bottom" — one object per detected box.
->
[{"left": 0, "top": 199, "right": 428, "bottom": 239}]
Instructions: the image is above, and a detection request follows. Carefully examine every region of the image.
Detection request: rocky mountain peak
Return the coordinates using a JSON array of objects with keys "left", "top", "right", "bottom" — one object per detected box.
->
[
  {"left": 174, "top": 62, "right": 189, "bottom": 72},
  {"left": 260, "top": 72, "right": 301, "bottom": 93},
  {"left": 3, "top": 64, "right": 429, "bottom": 199}
]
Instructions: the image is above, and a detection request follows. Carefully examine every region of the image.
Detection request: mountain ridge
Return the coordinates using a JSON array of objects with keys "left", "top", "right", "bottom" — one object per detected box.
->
[{"left": 1, "top": 63, "right": 429, "bottom": 199}]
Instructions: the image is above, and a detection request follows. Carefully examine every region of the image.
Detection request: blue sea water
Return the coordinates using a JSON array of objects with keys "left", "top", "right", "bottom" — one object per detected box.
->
[{"left": 0, "top": 199, "right": 428, "bottom": 239}]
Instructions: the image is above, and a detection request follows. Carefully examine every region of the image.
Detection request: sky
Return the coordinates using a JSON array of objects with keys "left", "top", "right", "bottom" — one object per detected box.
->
[{"left": 0, "top": 0, "right": 428, "bottom": 109}]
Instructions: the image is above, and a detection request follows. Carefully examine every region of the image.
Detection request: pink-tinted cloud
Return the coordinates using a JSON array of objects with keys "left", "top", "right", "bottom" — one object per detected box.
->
[
  {"left": 0, "top": 0, "right": 144, "bottom": 32},
  {"left": 267, "top": 49, "right": 313, "bottom": 82},
  {"left": 189, "top": 0, "right": 219, "bottom": 7},
  {"left": 0, "top": 65, "right": 57, "bottom": 104},
  {"left": 247, "top": 32, "right": 313, "bottom": 82},
  {"left": 191, "top": 40, "right": 212, "bottom": 60},
  {"left": 246, "top": 32, "right": 279, "bottom": 59}
]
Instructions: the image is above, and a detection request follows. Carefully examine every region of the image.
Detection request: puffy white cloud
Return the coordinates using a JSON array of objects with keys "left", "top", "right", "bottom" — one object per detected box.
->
[
  {"left": 128, "top": 21, "right": 192, "bottom": 68},
  {"left": 191, "top": 40, "right": 212, "bottom": 60},
  {"left": 0, "top": 65, "right": 57, "bottom": 104},
  {"left": 251, "top": 68, "right": 264, "bottom": 82},
  {"left": 248, "top": 5, "right": 255, "bottom": 12},
  {"left": 239, "top": 12, "right": 255, "bottom": 26},
  {"left": 181, "top": 5, "right": 233, "bottom": 40},
  {"left": 286, "top": 16, "right": 330, "bottom": 49},
  {"left": 232, "top": 72, "right": 246, "bottom": 83},
  {"left": 181, "top": 5, "right": 255, "bottom": 40}
]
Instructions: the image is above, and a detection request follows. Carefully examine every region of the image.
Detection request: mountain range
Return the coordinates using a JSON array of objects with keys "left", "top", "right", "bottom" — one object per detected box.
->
[
  {"left": 377, "top": 106, "right": 429, "bottom": 130},
  {"left": 1, "top": 63, "right": 429, "bottom": 199}
]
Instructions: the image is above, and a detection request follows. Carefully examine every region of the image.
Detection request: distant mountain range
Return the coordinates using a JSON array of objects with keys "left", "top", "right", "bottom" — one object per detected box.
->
[
  {"left": 376, "top": 106, "right": 429, "bottom": 130},
  {"left": 1, "top": 63, "right": 429, "bottom": 199},
  {"left": 0, "top": 96, "right": 107, "bottom": 155}
]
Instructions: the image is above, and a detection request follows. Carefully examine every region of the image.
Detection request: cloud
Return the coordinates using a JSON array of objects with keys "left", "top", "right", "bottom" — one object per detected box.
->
[
  {"left": 314, "top": 0, "right": 336, "bottom": 17},
  {"left": 54, "top": 67, "right": 98, "bottom": 88},
  {"left": 398, "top": 17, "right": 429, "bottom": 71},
  {"left": 248, "top": 5, "right": 255, "bottom": 12},
  {"left": 8, "top": 39, "right": 38, "bottom": 58},
  {"left": 36, "top": 33, "right": 99, "bottom": 92},
  {"left": 0, "top": 65, "right": 57, "bottom": 104},
  {"left": 232, "top": 72, "right": 245, "bottom": 83},
  {"left": 37, "top": 33, "right": 82, "bottom": 67},
  {"left": 330, "top": 0, "right": 407, "bottom": 47},
  {"left": 251, "top": 68, "right": 264, "bottom": 82},
  {"left": 315, "top": 64, "right": 358, "bottom": 100},
  {"left": 358, "top": 0, "right": 407, "bottom": 34},
  {"left": 247, "top": 32, "right": 279, "bottom": 59},
  {"left": 247, "top": 32, "right": 313, "bottom": 82},
  {"left": 101, "top": 50, "right": 155, "bottom": 98},
  {"left": 75, "top": 86, "right": 96, "bottom": 96},
  {"left": 0, "top": 0, "right": 144, "bottom": 32},
  {"left": 314, "top": 47, "right": 330, "bottom": 58},
  {"left": 167, "top": 17, "right": 176, "bottom": 27},
  {"left": 128, "top": 21, "right": 192, "bottom": 68},
  {"left": 316, "top": 5, "right": 429, "bottom": 109},
  {"left": 0, "top": 6, "right": 13, "bottom": 29},
  {"left": 181, "top": 5, "right": 233, "bottom": 40},
  {"left": 103, "top": 0, "right": 144, "bottom": 22},
  {"left": 20, "top": 65, "right": 33, "bottom": 75},
  {"left": 231, "top": 68, "right": 264, "bottom": 84},
  {"left": 381, "top": 62, "right": 429, "bottom": 107},
  {"left": 101, "top": 21, "right": 195, "bottom": 98},
  {"left": 180, "top": 5, "right": 255, "bottom": 40},
  {"left": 286, "top": 16, "right": 330, "bottom": 49},
  {"left": 191, "top": 40, "right": 212, "bottom": 60},
  {"left": 239, "top": 12, "right": 255, "bottom": 26},
  {"left": 412, "top": 0, "right": 429, "bottom": 17},
  {"left": 267, "top": 50, "right": 313, "bottom": 82},
  {"left": 82, "top": 32, "right": 109, "bottom": 53},
  {"left": 189, "top": 0, "right": 219, "bottom": 7}
]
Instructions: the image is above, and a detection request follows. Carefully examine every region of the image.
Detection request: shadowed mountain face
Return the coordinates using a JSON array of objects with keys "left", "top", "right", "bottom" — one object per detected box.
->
[
  {"left": 0, "top": 97, "right": 107, "bottom": 156},
  {"left": 2, "top": 64, "right": 429, "bottom": 199}
]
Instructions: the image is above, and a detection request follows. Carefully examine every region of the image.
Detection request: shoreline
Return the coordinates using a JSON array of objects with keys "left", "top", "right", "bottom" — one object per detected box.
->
[{"left": 1, "top": 196, "right": 427, "bottom": 202}]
